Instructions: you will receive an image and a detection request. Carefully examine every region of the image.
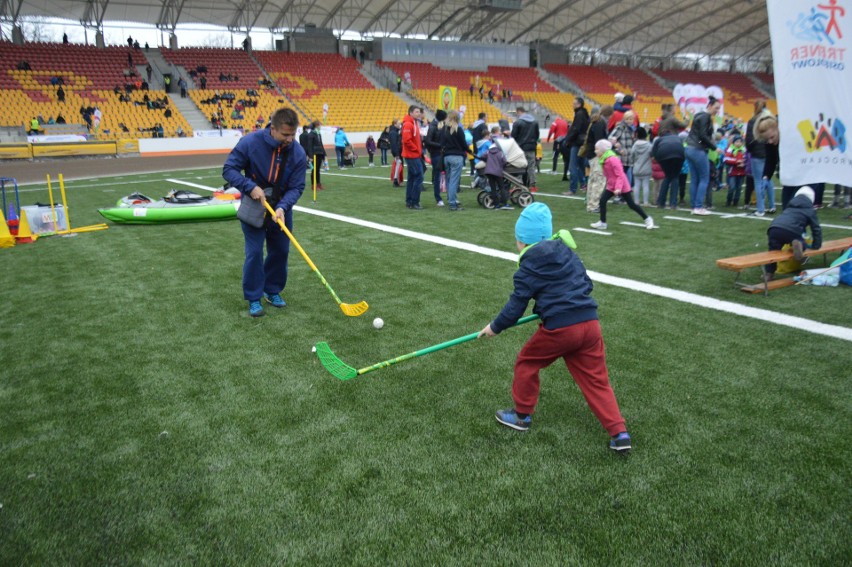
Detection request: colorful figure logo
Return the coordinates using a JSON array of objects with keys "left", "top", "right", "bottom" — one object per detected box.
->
[
  {"left": 797, "top": 114, "right": 847, "bottom": 152},
  {"left": 438, "top": 86, "right": 456, "bottom": 111},
  {"left": 789, "top": 1, "right": 845, "bottom": 44}
]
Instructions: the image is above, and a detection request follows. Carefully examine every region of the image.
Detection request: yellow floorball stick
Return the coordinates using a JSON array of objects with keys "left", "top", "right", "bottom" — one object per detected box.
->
[{"left": 262, "top": 200, "right": 368, "bottom": 317}]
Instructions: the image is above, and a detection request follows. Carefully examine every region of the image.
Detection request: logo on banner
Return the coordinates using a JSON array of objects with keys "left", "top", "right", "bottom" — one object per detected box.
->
[
  {"left": 797, "top": 114, "right": 847, "bottom": 152},
  {"left": 788, "top": 1, "right": 847, "bottom": 70},
  {"left": 672, "top": 84, "right": 724, "bottom": 122}
]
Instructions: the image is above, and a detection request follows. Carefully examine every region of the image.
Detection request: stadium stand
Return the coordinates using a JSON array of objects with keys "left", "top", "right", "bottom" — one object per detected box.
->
[
  {"left": 376, "top": 61, "right": 506, "bottom": 124},
  {"left": 160, "top": 46, "right": 264, "bottom": 91},
  {"left": 653, "top": 69, "right": 771, "bottom": 121},
  {"left": 543, "top": 62, "right": 776, "bottom": 124},
  {"left": 0, "top": 41, "right": 191, "bottom": 138},
  {"left": 254, "top": 52, "right": 409, "bottom": 131}
]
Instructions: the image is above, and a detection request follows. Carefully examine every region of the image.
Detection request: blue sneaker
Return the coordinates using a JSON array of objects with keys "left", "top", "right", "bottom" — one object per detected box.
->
[
  {"left": 495, "top": 408, "right": 531, "bottom": 431},
  {"left": 609, "top": 432, "right": 632, "bottom": 453},
  {"left": 248, "top": 300, "right": 265, "bottom": 318},
  {"left": 264, "top": 293, "right": 286, "bottom": 308}
]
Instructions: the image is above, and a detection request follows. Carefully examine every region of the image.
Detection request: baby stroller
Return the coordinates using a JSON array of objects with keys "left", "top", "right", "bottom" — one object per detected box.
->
[
  {"left": 342, "top": 144, "right": 358, "bottom": 167},
  {"left": 476, "top": 137, "right": 535, "bottom": 209}
]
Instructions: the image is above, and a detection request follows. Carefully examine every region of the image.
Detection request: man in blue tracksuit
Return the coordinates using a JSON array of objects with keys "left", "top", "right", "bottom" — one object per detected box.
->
[{"left": 223, "top": 108, "right": 307, "bottom": 317}]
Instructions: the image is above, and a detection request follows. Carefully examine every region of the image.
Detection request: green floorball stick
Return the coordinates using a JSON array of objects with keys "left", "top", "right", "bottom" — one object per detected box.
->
[{"left": 315, "top": 314, "right": 540, "bottom": 380}]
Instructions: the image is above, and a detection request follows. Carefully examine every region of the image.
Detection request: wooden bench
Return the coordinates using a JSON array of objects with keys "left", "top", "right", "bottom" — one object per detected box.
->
[{"left": 716, "top": 237, "right": 852, "bottom": 295}]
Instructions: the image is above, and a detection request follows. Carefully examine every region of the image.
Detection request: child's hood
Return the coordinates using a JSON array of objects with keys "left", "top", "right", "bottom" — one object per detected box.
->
[{"left": 519, "top": 238, "right": 579, "bottom": 281}]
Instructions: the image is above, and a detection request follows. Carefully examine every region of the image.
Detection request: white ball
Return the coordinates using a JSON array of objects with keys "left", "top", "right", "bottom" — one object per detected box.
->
[
  {"left": 373, "top": 317, "right": 384, "bottom": 330},
  {"left": 311, "top": 346, "right": 317, "bottom": 353}
]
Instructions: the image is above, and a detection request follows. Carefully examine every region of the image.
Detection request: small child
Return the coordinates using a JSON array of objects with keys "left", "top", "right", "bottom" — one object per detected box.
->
[
  {"left": 483, "top": 140, "right": 510, "bottom": 209},
  {"left": 535, "top": 138, "right": 543, "bottom": 173},
  {"left": 478, "top": 203, "right": 632, "bottom": 452},
  {"left": 723, "top": 135, "right": 746, "bottom": 206},
  {"left": 591, "top": 140, "right": 654, "bottom": 230},
  {"left": 366, "top": 135, "right": 377, "bottom": 167},
  {"left": 630, "top": 127, "right": 653, "bottom": 206},
  {"left": 765, "top": 186, "right": 822, "bottom": 281}
]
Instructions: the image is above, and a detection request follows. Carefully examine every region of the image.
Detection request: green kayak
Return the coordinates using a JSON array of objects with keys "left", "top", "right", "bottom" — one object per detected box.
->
[{"left": 98, "top": 191, "right": 240, "bottom": 224}]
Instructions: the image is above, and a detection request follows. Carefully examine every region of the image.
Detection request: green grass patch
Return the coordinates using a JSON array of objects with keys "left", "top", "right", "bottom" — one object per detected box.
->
[{"left": 1, "top": 164, "right": 850, "bottom": 564}]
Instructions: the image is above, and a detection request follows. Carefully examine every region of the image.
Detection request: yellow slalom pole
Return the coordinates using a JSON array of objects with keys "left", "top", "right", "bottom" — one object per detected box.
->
[
  {"left": 46, "top": 174, "right": 61, "bottom": 234},
  {"left": 313, "top": 155, "right": 317, "bottom": 202},
  {"left": 58, "top": 174, "right": 72, "bottom": 232},
  {"left": 69, "top": 224, "right": 109, "bottom": 234}
]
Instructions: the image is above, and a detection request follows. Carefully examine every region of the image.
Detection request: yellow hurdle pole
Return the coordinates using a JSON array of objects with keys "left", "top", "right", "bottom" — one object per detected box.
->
[
  {"left": 69, "top": 224, "right": 109, "bottom": 234},
  {"left": 46, "top": 174, "right": 60, "bottom": 234},
  {"left": 58, "top": 174, "right": 71, "bottom": 233}
]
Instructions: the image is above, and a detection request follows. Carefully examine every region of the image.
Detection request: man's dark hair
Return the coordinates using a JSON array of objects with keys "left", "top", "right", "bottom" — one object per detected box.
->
[
  {"left": 516, "top": 106, "right": 525, "bottom": 113},
  {"left": 576, "top": 97, "right": 585, "bottom": 107},
  {"left": 271, "top": 107, "right": 298, "bottom": 129},
  {"left": 408, "top": 105, "right": 419, "bottom": 114},
  {"left": 478, "top": 112, "right": 486, "bottom": 119}
]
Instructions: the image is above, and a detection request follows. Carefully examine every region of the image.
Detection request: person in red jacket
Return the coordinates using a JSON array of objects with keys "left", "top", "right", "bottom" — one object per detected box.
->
[
  {"left": 401, "top": 105, "right": 424, "bottom": 209},
  {"left": 608, "top": 94, "right": 637, "bottom": 133},
  {"left": 546, "top": 116, "right": 569, "bottom": 173},
  {"left": 723, "top": 135, "right": 747, "bottom": 207}
]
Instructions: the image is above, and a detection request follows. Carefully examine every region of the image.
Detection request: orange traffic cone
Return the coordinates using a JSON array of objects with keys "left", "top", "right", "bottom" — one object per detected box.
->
[
  {"left": 0, "top": 209, "right": 14, "bottom": 248},
  {"left": 14, "top": 210, "right": 37, "bottom": 243}
]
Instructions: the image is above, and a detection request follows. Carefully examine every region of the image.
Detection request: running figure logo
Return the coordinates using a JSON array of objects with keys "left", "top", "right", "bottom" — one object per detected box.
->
[{"left": 790, "top": 1, "right": 846, "bottom": 44}]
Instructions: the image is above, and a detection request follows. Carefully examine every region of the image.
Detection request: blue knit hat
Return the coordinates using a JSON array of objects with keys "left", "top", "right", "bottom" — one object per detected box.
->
[{"left": 515, "top": 202, "right": 553, "bottom": 244}]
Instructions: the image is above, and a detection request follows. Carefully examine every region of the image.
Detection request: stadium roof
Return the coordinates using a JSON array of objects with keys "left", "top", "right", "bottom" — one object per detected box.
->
[{"left": 5, "top": 0, "right": 771, "bottom": 63}]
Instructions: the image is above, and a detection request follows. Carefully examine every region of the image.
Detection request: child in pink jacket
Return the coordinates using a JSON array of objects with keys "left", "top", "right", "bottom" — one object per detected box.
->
[{"left": 591, "top": 139, "right": 655, "bottom": 230}]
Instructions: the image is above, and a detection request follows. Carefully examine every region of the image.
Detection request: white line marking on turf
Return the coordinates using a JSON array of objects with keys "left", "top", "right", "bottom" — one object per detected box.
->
[
  {"left": 619, "top": 221, "right": 647, "bottom": 228},
  {"left": 167, "top": 178, "right": 218, "bottom": 192},
  {"left": 573, "top": 227, "right": 611, "bottom": 236},
  {"left": 294, "top": 205, "right": 852, "bottom": 343},
  {"left": 664, "top": 216, "right": 702, "bottom": 222}
]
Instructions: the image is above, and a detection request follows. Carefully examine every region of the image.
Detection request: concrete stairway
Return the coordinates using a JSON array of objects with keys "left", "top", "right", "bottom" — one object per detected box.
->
[{"left": 171, "top": 95, "right": 211, "bottom": 132}]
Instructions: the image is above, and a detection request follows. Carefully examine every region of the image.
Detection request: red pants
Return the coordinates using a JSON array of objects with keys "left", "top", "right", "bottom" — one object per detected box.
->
[{"left": 512, "top": 320, "right": 626, "bottom": 436}]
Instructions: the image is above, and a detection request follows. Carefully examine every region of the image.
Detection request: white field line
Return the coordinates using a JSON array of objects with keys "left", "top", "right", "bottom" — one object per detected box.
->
[
  {"left": 293, "top": 205, "right": 852, "bottom": 343},
  {"left": 166, "top": 178, "right": 218, "bottom": 191},
  {"left": 14, "top": 174, "right": 852, "bottom": 233},
  {"left": 663, "top": 216, "right": 702, "bottom": 222},
  {"left": 619, "top": 221, "right": 647, "bottom": 228},
  {"left": 572, "top": 227, "right": 612, "bottom": 236}
]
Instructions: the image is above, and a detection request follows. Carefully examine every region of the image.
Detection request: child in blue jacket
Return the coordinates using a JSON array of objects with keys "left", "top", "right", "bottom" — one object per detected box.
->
[{"left": 478, "top": 203, "right": 631, "bottom": 452}]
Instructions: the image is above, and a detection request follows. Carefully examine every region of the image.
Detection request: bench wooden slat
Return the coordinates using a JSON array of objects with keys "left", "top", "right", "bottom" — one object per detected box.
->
[
  {"left": 739, "top": 278, "right": 797, "bottom": 294},
  {"left": 716, "top": 237, "right": 852, "bottom": 272}
]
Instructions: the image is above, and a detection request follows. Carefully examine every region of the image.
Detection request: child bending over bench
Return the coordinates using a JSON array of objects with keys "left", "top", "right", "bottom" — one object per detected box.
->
[{"left": 765, "top": 186, "right": 822, "bottom": 281}]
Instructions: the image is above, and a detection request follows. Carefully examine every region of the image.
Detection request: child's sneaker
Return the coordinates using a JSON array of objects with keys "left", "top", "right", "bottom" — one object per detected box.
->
[
  {"left": 792, "top": 239, "right": 806, "bottom": 262},
  {"left": 590, "top": 221, "right": 608, "bottom": 229},
  {"left": 249, "top": 300, "right": 265, "bottom": 318},
  {"left": 644, "top": 216, "right": 655, "bottom": 229},
  {"left": 609, "top": 432, "right": 632, "bottom": 453},
  {"left": 495, "top": 408, "right": 531, "bottom": 431},
  {"left": 264, "top": 293, "right": 287, "bottom": 308}
]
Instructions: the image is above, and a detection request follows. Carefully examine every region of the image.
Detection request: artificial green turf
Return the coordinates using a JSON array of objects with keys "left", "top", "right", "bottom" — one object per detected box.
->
[{"left": 0, "top": 162, "right": 850, "bottom": 564}]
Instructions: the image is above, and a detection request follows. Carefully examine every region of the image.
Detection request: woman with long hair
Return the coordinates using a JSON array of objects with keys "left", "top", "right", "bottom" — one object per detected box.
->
[{"left": 439, "top": 110, "right": 471, "bottom": 211}]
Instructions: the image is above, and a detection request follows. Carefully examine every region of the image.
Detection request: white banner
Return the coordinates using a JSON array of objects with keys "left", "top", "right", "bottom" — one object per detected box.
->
[
  {"left": 27, "top": 135, "right": 87, "bottom": 143},
  {"left": 193, "top": 129, "right": 243, "bottom": 138},
  {"left": 768, "top": 0, "right": 852, "bottom": 186}
]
